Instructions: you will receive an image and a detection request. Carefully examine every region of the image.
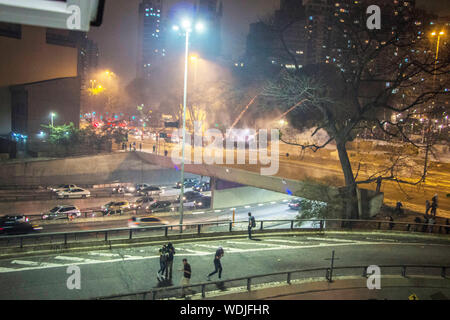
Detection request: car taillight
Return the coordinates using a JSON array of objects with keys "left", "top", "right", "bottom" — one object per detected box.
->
[{"left": 0, "top": 228, "right": 3, "bottom": 231}]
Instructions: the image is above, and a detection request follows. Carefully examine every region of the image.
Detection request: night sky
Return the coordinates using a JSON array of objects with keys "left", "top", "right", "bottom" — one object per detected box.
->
[{"left": 89, "top": 0, "right": 449, "bottom": 85}]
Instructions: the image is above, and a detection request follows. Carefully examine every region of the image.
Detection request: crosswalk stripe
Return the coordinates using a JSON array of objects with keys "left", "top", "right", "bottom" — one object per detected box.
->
[
  {"left": 54, "top": 256, "right": 102, "bottom": 263},
  {"left": 226, "top": 241, "right": 288, "bottom": 248},
  {"left": 0, "top": 267, "right": 15, "bottom": 272},
  {"left": 181, "top": 248, "right": 210, "bottom": 255},
  {"left": 11, "top": 260, "right": 38, "bottom": 266},
  {"left": 307, "top": 237, "right": 356, "bottom": 243},
  {"left": 261, "top": 239, "right": 306, "bottom": 244}
]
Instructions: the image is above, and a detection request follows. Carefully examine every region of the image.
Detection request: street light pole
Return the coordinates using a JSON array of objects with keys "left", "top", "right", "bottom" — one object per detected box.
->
[{"left": 179, "top": 29, "right": 190, "bottom": 228}]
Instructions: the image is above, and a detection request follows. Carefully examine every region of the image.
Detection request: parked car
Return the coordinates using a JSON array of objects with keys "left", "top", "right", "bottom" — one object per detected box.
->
[
  {"left": 135, "top": 183, "right": 151, "bottom": 191},
  {"left": 194, "top": 196, "right": 211, "bottom": 209},
  {"left": 128, "top": 216, "right": 166, "bottom": 228},
  {"left": 0, "top": 219, "right": 42, "bottom": 235},
  {"left": 57, "top": 188, "right": 91, "bottom": 199},
  {"left": 288, "top": 199, "right": 302, "bottom": 210},
  {"left": 137, "top": 186, "right": 163, "bottom": 196},
  {"left": 51, "top": 184, "right": 78, "bottom": 192},
  {"left": 42, "top": 205, "right": 81, "bottom": 220},
  {"left": 146, "top": 200, "right": 173, "bottom": 213},
  {"left": 132, "top": 196, "right": 155, "bottom": 209},
  {"left": 193, "top": 182, "right": 210, "bottom": 192},
  {"left": 175, "top": 178, "right": 199, "bottom": 189}
]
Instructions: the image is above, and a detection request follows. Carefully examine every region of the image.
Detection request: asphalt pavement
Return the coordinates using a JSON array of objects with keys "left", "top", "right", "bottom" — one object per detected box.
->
[{"left": 0, "top": 232, "right": 449, "bottom": 299}]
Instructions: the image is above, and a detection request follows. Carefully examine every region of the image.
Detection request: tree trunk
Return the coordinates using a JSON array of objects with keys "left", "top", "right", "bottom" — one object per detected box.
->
[{"left": 336, "top": 140, "right": 358, "bottom": 219}]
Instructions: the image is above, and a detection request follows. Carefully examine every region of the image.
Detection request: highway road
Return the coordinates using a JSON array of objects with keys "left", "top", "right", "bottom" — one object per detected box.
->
[
  {"left": 130, "top": 137, "right": 450, "bottom": 218},
  {"left": 0, "top": 232, "right": 449, "bottom": 299}
]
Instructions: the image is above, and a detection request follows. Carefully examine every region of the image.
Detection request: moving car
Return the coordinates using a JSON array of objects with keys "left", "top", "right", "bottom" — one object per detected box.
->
[
  {"left": 132, "top": 196, "right": 155, "bottom": 209},
  {"left": 175, "top": 178, "right": 199, "bottom": 189},
  {"left": 42, "top": 205, "right": 81, "bottom": 220},
  {"left": 194, "top": 196, "right": 211, "bottom": 209},
  {"left": 178, "top": 191, "right": 203, "bottom": 202},
  {"left": 0, "top": 218, "right": 42, "bottom": 235},
  {"left": 288, "top": 199, "right": 302, "bottom": 210},
  {"left": 137, "top": 186, "right": 163, "bottom": 196},
  {"left": 51, "top": 184, "right": 78, "bottom": 192},
  {"left": 2, "top": 215, "right": 29, "bottom": 223},
  {"left": 135, "top": 183, "right": 151, "bottom": 191},
  {"left": 128, "top": 216, "right": 166, "bottom": 228},
  {"left": 102, "top": 201, "right": 130, "bottom": 214},
  {"left": 146, "top": 200, "right": 173, "bottom": 213},
  {"left": 57, "top": 188, "right": 91, "bottom": 199},
  {"left": 193, "top": 182, "right": 210, "bottom": 192}
]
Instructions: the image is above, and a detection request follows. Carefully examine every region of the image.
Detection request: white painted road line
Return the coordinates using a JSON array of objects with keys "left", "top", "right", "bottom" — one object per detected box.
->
[
  {"left": 307, "top": 237, "right": 356, "bottom": 243},
  {"left": 181, "top": 248, "right": 210, "bottom": 255},
  {"left": 264, "top": 239, "right": 307, "bottom": 244},
  {"left": 54, "top": 256, "right": 102, "bottom": 263},
  {"left": 11, "top": 260, "right": 38, "bottom": 266},
  {"left": 0, "top": 267, "right": 16, "bottom": 272},
  {"left": 226, "top": 241, "right": 289, "bottom": 248}
]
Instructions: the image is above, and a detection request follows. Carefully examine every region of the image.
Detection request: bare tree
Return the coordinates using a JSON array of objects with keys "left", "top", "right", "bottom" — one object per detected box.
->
[{"left": 259, "top": 1, "right": 449, "bottom": 218}]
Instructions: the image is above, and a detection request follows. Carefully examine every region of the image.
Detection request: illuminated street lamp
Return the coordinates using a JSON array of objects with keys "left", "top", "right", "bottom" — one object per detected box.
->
[
  {"left": 50, "top": 112, "right": 56, "bottom": 128},
  {"left": 173, "top": 18, "right": 206, "bottom": 229}
]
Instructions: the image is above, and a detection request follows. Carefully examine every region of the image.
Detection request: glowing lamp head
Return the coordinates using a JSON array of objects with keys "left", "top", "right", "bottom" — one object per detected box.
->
[
  {"left": 195, "top": 22, "right": 205, "bottom": 32},
  {"left": 172, "top": 25, "right": 180, "bottom": 31},
  {"left": 181, "top": 19, "right": 191, "bottom": 30}
]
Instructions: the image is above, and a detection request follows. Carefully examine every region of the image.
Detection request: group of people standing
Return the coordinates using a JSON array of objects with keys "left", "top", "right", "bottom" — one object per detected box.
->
[{"left": 121, "top": 141, "right": 142, "bottom": 151}]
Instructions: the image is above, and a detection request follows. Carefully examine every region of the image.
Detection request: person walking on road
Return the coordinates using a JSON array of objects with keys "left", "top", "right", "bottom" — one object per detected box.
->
[
  {"left": 157, "top": 244, "right": 168, "bottom": 281},
  {"left": 248, "top": 212, "right": 256, "bottom": 239},
  {"left": 446, "top": 219, "right": 450, "bottom": 235},
  {"left": 207, "top": 246, "right": 224, "bottom": 281},
  {"left": 139, "top": 143, "right": 142, "bottom": 152},
  {"left": 425, "top": 200, "right": 431, "bottom": 216},
  {"left": 431, "top": 194, "right": 438, "bottom": 217},
  {"left": 180, "top": 258, "right": 192, "bottom": 297},
  {"left": 165, "top": 242, "right": 176, "bottom": 280},
  {"left": 388, "top": 216, "right": 394, "bottom": 230},
  {"left": 428, "top": 216, "right": 435, "bottom": 233},
  {"left": 153, "top": 145, "right": 156, "bottom": 153},
  {"left": 129, "top": 143, "right": 132, "bottom": 151}
]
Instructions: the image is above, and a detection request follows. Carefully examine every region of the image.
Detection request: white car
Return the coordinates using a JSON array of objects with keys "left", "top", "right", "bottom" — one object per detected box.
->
[
  {"left": 57, "top": 188, "right": 91, "bottom": 199},
  {"left": 42, "top": 205, "right": 81, "bottom": 220},
  {"left": 51, "top": 184, "right": 78, "bottom": 192}
]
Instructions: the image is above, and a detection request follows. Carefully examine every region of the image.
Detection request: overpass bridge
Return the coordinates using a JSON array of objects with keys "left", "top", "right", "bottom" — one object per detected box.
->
[{"left": 0, "top": 151, "right": 383, "bottom": 218}]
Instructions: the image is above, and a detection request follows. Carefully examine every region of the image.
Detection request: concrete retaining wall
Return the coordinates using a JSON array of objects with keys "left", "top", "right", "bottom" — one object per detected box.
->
[{"left": 212, "top": 186, "right": 291, "bottom": 209}]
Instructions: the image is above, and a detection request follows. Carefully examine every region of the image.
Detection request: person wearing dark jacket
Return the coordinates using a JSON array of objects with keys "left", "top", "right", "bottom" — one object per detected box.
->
[
  {"left": 165, "top": 242, "right": 176, "bottom": 280},
  {"left": 207, "top": 246, "right": 224, "bottom": 281},
  {"left": 157, "top": 245, "right": 168, "bottom": 281}
]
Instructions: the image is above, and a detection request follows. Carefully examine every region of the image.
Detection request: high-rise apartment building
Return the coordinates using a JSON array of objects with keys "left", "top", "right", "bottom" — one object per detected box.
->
[{"left": 137, "top": 0, "right": 165, "bottom": 79}]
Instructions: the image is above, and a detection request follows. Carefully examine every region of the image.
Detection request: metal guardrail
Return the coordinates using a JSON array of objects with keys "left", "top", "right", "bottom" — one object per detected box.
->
[
  {"left": 0, "top": 218, "right": 449, "bottom": 249},
  {"left": 0, "top": 191, "right": 130, "bottom": 203},
  {"left": 95, "top": 264, "right": 449, "bottom": 300}
]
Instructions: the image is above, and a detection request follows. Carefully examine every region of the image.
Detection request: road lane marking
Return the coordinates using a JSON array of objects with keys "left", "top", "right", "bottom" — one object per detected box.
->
[
  {"left": 11, "top": 260, "right": 38, "bottom": 266},
  {"left": 54, "top": 256, "right": 102, "bottom": 263},
  {"left": 307, "top": 237, "right": 356, "bottom": 243},
  {"left": 181, "top": 248, "right": 210, "bottom": 255},
  {"left": 225, "top": 241, "right": 289, "bottom": 248},
  {"left": 0, "top": 267, "right": 16, "bottom": 272},
  {"left": 263, "top": 239, "right": 308, "bottom": 244}
]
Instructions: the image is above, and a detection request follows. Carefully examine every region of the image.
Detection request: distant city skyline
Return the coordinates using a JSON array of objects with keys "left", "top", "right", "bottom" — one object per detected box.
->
[{"left": 89, "top": 0, "right": 449, "bottom": 85}]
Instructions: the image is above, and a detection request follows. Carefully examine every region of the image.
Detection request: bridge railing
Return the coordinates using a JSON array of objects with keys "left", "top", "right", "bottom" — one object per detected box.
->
[
  {"left": 0, "top": 218, "right": 448, "bottom": 249},
  {"left": 95, "top": 264, "right": 449, "bottom": 300}
]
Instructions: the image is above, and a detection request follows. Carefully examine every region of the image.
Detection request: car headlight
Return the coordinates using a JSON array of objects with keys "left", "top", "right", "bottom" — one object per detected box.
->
[{"left": 128, "top": 187, "right": 135, "bottom": 192}]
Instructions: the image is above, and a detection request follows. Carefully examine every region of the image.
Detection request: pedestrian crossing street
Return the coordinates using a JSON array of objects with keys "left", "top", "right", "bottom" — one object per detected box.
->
[{"left": 0, "top": 236, "right": 397, "bottom": 273}]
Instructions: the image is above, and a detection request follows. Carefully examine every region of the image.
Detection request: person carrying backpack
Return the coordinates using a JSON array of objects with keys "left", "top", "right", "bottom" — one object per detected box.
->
[{"left": 248, "top": 212, "right": 256, "bottom": 239}]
